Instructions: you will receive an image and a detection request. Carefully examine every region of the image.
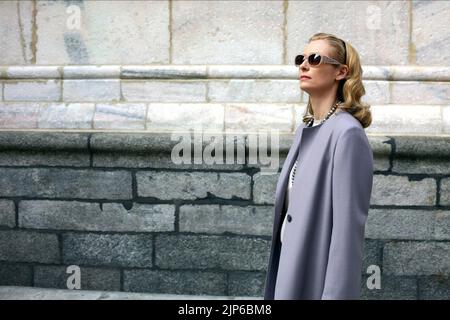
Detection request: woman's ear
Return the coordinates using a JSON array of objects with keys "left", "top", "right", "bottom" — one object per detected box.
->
[{"left": 336, "top": 65, "right": 349, "bottom": 81}]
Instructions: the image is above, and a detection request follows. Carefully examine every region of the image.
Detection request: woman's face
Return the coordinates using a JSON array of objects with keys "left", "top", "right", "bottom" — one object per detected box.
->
[{"left": 298, "top": 39, "right": 346, "bottom": 96}]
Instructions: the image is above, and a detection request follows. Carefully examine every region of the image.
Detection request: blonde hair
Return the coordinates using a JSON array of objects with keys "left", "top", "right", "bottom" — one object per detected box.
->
[{"left": 302, "top": 33, "right": 372, "bottom": 128}]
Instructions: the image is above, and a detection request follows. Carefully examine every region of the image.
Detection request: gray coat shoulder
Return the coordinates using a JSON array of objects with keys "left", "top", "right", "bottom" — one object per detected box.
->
[{"left": 332, "top": 110, "right": 366, "bottom": 138}]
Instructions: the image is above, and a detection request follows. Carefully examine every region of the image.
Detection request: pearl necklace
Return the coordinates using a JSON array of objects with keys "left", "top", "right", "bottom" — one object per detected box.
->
[
  {"left": 290, "top": 101, "right": 341, "bottom": 187},
  {"left": 307, "top": 100, "right": 341, "bottom": 127}
]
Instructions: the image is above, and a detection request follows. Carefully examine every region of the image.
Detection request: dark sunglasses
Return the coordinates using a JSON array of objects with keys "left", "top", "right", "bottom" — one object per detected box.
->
[{"left": 295, "top": 53, "right": 342, "bottom": 67}]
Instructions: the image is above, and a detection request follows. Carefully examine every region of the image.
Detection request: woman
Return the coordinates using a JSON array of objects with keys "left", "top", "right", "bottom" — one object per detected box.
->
[{"left": 264, "top": 33, "right": 374, "bottom": 300}]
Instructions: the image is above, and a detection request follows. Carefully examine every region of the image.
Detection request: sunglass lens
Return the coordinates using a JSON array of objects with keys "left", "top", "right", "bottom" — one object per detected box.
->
[
  {"left": 295, "top": 55, "right": 304, "bottom": 66},
  {"left": 308, "top": 53, "right": 321, "bottom": 66}
]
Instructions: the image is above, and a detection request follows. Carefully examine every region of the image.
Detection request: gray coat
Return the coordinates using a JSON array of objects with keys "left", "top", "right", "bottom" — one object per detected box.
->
[{"left": 264, "top": 108, "right": 374, "bottom": 300}]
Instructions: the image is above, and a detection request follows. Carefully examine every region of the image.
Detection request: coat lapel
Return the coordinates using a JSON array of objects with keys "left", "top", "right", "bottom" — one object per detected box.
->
[
  {"left": 273, "top": 123, "right": 305, "bottom": 221},
  {"left": 273, "top": 121, "right": 324, "bottom": 229}
]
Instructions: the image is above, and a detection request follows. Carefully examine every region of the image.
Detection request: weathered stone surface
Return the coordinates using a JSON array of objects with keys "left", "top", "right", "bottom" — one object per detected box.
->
[
  {"left": 252, "top": 172, "right": 279, "bottom": 205},
  {"left": 136, "top": 171, "right": 251, "bottom": 200},
  {"left": 94, "top": 103, "right": 147, "bottom": 130},
  {"left": 122, "top": 81, "right": 206, "bottom": 102},
  {"left": 62, "top": 233, "right": 153, "bottom": 268},
  {"left": 361, "top": 275, "right": 417, "bottom": 300},
  {"left": 0, "top": 150, "right": 90, "bottom": 167},
  {"left": 0, "top": 286, "right": 257, "bottom": 300},
  {"left": 286, "top": 1, "right": 410, "bottom": 66},
  {"left": 367, "top": 105, "right": 443, "bottom": 135},
  {"left": 0, "top": 1, "right": 35, "bottom": 65},
  {"left": 0, "top": 168, "right": 132, "bottom": 199},
  {"left": 417, "top": 275, "right": 450, "bottom": 300},
  {"left": 440, "top": 178, "right": 450, "bottom": 206},
  {"left": 6, "top": 66, "right": 61, "bottom": 79},
  {"left": 146, "top": 103, "right": 223, "bottom": 131},
  {"left": 34, "top": 1, "right": 170, "bottom": 65},
  {"left": 383, "top": 241, "right": 450, "bottom": 275},
  {"left": 63, "top": 66, "right": 120, "bottom": 79},
  {"left": 207, "top": 65, "right": 295, "bottom": 80},
  {"left": 0, "top": 131, "right": 89, "bottom": 151},
  {"left": 360, "top": 80, "right": 390, "bottom": 105},
  {"left": 224, "top": 103, "right": 294, "bottom": 132},
  {"left": 122, "top": 66, "right": 207, "bottom": 79},
  {"left": 172, "top": 1, "right": 284, "bottom": 64},
  {"left": 63, "top": 80, "right": 120, "bottom": 102},
  {"left": 93, "top": 152, "right": 245, "bottom": 170},
  {"left": 370, "top": 135, "right": 392, "bottom": 172},
  {"left": 89, "top": 132, "right": 176, "bottom": 152},
  {"left": 393, "top": 158, "right": 450, "bottom": 175},
  {"left": 179, "top": 205, "right": 273, "bottom": 236},
  {"left": 4, "top": 80, "right": 60, "bottom": 101},
  {"left": 0, "top": 230, "right": 60, "bottom": 263},
  {"left": 435, "top": 211, "right": 450, "bottom": 240},
  {"left": 34, "top": 265, "right": 121, "bottom": 291},
  {"left": 38, "top": 103, "right": 94, "bottom": 129},
  {"left": 362, "top": 239, "right": 383, "bottom": 273},
  {"left": 19, "top": 200, "right": 175, "bottom": 232},
  {"left": 155, "top": 234, "right": 270, "bottom": 271},
  {"left": 210, "top": 80, "right": 300, "bottom": 103},
  {"left": 443, "top": 106, "right": 450, "bottom": 134},
  {"left": 0, "top": 199, "right": 15, "bottom": 228},
  {"left": 412, "top": 0, "right": 450, "bottom": 65},
  {"left": 365, "top": 209, "right": 435, "bottom": 240},
  {"left": 228, "top": 271, "right": 266, "bottom": 297},
  {"left": 371, "top": 175, "right": 436, "bottom": 206},
  {"left": 0, "top": 264, "right": 32, "bottom": 286},
  {"left": 0, "top": 102, "right": 41, "bottom": 129},
  {"left": 124, "top": 269, "right": 227, "bottom": 296},
  {"left": 390, "top": 82, "right": 450, "bottom": 105}
]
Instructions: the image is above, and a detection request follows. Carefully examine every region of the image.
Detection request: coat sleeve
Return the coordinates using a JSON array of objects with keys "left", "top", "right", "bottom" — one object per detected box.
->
[{"left": 321, "top": 127, "right": 374, "bottom": 300}]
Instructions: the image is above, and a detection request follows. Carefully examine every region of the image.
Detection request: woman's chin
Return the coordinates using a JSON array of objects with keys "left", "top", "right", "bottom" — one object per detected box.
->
[{"left": 299, "top": 85, "right": 311, "bottom": 93}]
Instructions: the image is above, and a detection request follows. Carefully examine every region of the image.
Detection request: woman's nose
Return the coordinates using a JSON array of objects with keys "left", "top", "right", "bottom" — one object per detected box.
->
[
  {"left": 300, "top": 63, "right": 309, "bottom": 74},
  {"left": 299, "top": 60, "right": 308, "bottom": 71}
]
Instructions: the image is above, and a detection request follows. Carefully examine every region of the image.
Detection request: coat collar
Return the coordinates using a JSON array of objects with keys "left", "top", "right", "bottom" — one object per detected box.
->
[{"left": 273, "top": 108, "right": 348, "bottom": 220}]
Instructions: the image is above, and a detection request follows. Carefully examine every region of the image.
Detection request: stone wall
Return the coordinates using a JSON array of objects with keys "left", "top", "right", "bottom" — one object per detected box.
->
[
  {"left": 1, "top": 1, "right": 449, "bottom": 66},
  {"left": 0, "top": 65, "right": 449, "bottom": 134},
  {"left": 0, "top": 131, "right": 448, "bottom": 299},
  {"left": 0, "top": 0, "right": 449, "bottom": 299}
]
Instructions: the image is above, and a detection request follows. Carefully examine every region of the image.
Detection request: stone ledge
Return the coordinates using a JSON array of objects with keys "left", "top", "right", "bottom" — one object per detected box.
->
[
  {"left": 0, "top": 103, "right": 448, "bottom": 135},
  {"left": 0, "top": 131, "right": 448, "bottom": 159},
  {"left": 0, "top": 286, "right": 261, "bottom": 300},
  {"left": 0, "top": 65, "right": 449, "bottom": 81}
]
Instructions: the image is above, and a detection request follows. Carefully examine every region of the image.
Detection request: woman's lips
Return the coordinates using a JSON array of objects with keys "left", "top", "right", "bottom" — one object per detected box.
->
[{"left": 301, "top": 76, "right": 311, "bottom": 80}]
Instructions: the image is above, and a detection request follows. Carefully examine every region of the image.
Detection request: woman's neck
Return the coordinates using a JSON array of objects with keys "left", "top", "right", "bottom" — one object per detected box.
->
[{"left": 310, "top": 95, "right": 338, "bottom": 120}]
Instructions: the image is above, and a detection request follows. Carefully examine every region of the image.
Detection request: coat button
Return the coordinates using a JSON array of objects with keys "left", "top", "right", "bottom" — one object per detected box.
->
[{"left": 287, "top": 214, "right": 292, "bottom": 222}]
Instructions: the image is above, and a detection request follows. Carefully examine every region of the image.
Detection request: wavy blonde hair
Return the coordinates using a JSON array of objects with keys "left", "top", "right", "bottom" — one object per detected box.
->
[{"left": 302, "top": 33, "right": 372, "bottom": 128}]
